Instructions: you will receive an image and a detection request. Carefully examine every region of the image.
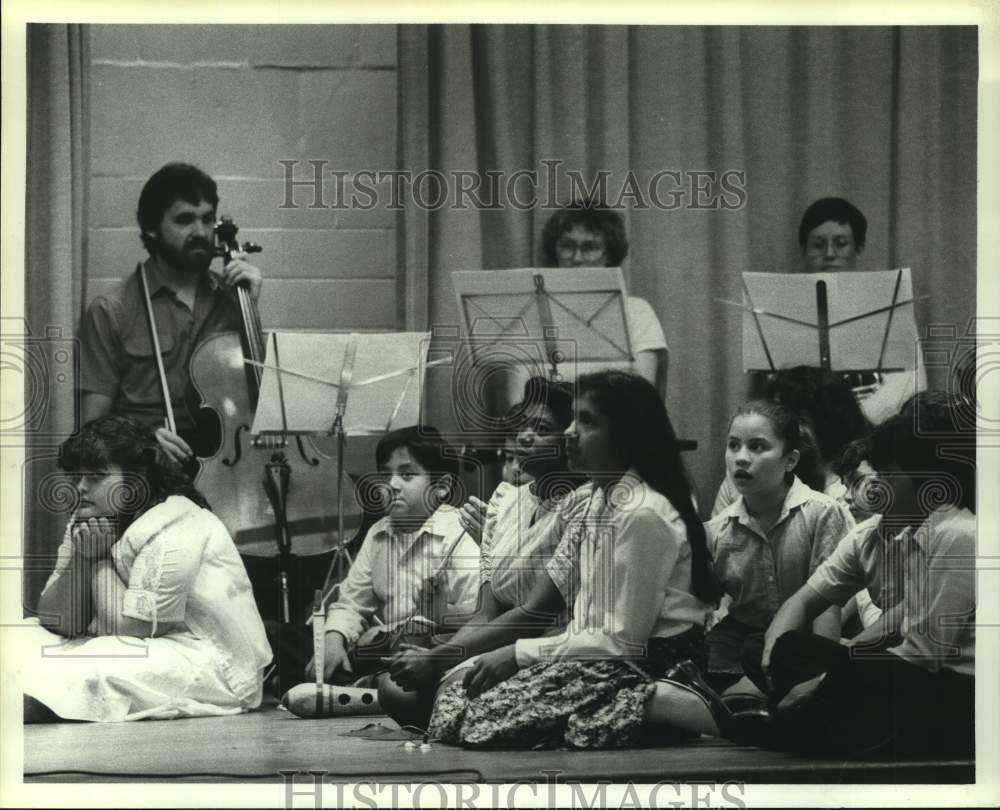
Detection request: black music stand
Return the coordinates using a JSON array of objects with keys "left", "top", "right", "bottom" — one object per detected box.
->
[
  {"left": 249, "top": 331, "right": 439, "bottom": 616},
  {"left": 452, "top": 267, "right": 697, "bottom": 452},
  {"left": 730, "top": 269, "right": 921, "bottom": 374},
  {"left": 452, "top": 267, "right": 634, "bottom": 382}
]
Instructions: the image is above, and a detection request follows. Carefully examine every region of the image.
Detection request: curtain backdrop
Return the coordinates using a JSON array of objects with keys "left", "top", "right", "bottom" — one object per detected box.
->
[
  {"left": 23, "top": 24, "right": 90, "bottom": 608},
  {"left": 400, "top": 25, "right": 978, "bottom": 513}
]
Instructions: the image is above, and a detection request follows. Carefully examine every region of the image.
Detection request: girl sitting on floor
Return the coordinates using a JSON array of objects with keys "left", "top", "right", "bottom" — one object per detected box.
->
[
  {"left": 305, "top": 426, "right": 480, "bottom": 702},
  {"left": 425, "top": 370, "right": 719, "bottom": 750},
  {"left": 759, "top": 393, "right": 975, "bottom": 758},
  {"left": 705, "top": 400, "right": 854, "bottom": 693},
  {"left": 382, "top": 377, "right": 577, "bottom": 727},
  {"left": 24, "top": 416, "right": 272, "bottom": 722}
]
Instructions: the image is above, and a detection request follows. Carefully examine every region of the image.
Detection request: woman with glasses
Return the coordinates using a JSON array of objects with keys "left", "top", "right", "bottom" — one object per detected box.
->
[{"left": 540, "top": 201, "right": 670, "bottom": 396}]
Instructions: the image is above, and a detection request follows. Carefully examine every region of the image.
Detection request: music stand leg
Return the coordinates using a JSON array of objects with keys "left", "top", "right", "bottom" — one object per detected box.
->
[
  {"left": 266, "top": 456, "right": 294, "bottom": 625},
  {"left": 279, "top": 570, "right": 290, "bottom": 624},
  {"left": 318, "top": 424, "right": 357, "bottom": 605},
  {"left": 816, "top": 280, "right": 832, "bottom": 370}
]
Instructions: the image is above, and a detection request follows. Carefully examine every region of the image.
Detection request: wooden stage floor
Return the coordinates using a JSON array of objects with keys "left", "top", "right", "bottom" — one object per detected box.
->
[{"left": 24, "top": 705, "right": 974, "bottom": 784}]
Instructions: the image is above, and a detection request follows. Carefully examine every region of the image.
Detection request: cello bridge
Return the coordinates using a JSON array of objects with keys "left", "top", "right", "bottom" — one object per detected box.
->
[{"left": 251, "top": 433, "right": 289, "bottom": 450}]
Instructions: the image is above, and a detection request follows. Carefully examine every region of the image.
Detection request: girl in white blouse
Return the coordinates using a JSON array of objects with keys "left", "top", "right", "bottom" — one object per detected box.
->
[
  {"left": 425, "top": 370, "right": 718, "bottom": 749},
  {"left": 24, "top": 416, "right": 271, "bottom": 722}
]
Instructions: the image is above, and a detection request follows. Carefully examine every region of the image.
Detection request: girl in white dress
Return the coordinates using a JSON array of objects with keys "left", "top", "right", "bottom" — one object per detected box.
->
[{"left": 22, "top": 416, "right": 271, "bottom": 722}]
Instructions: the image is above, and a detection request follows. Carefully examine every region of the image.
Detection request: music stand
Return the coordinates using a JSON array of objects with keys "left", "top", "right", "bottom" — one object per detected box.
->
[
  {"left": 452, "top": 267, "right": 634, "bottom": 381},
  {"left": 452, "top": 267, "right": 698, "bottom": 452},
  {"left": 249, "top": 331, "right": 437, "bottom": 616},
  {"left": 729, "top": 269, "right": 921, "bottom": 374}
]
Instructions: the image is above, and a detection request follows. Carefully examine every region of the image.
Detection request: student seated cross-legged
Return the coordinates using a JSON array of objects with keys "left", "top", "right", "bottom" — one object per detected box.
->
[
  {"left": 383, "top": 377, "right": 578, "bottom": 729},
  {"left": 425, "top": 371, "right": 719, "bottom": 750},
  {"left": 759, "top": 393, "right": 976, "bottom": 759},
  {"left": 705, "top": 400, "right": 854, "bottom": 696},
  {"left": 304, "top": 426, "right": 480, "bottom": 709}
]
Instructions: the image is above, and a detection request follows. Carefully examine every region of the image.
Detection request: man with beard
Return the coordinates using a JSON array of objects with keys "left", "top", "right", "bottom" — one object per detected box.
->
[{"left": 79, "top": 163, "right": 263, "bottom": 465}]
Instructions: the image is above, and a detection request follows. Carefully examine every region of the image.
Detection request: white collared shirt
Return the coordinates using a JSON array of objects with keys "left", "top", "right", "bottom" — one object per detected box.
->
[
  {"left": 325, "top": 505, "right": 480, "bottom": 644},
  {"left": 515, "top": 471, "right": 712, "bottom": 667},
  {"left": 888, "top": 506, "right": 976, "bottom": 675}
]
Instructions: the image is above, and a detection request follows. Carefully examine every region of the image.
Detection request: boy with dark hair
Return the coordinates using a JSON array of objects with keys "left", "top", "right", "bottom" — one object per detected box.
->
[
  {"left": 306, "top": 426, "right": 479, "bottom": 690},
  {"left": 759, "top": 395, "right": 976, "bottom": 759}
]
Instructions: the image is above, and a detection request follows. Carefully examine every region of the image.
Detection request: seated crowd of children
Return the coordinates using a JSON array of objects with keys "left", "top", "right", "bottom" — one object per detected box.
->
[{"left": 23, "top": 362, "right": 977, "bottom": 763}]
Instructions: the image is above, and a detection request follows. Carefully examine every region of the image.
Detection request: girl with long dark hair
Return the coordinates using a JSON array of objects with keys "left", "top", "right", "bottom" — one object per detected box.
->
[{"left": 425, "top": 371, "right": 718, "bottom": 749}]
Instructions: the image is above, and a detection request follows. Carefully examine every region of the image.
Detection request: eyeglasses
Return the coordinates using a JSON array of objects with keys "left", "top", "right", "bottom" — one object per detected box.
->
[{"left": 556, "top": 238, "right": 606, "bottom": 260}]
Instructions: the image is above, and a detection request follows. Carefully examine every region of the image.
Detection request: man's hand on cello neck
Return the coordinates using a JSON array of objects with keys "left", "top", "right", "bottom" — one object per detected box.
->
[{"left": 210, "top": 251, "right": 263, "bottom": 302}]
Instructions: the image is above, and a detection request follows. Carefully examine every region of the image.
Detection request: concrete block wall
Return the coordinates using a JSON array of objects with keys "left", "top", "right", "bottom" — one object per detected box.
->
[{"left": 87, "top": 24, "right": 399, "bottom": 331}]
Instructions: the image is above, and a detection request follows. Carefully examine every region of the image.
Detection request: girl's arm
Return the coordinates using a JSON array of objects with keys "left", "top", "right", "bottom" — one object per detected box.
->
[
  {"left": 444, "top": 574, "right": 564, "bottom": 658},
  {"left": 428, "top": 583, "right": 506, "bottom": 669},
  {"left": 393, "top": 573, "right": 566, "bottom": 684},
  {"left": 387, "top": 574, "right": 565, "bottom": 691},
  {"left": 800, "top": 503, "right": 853, "bottom": 641},
  {"left": 454, "top": 575, "right": 568, "bottom": 697},
  {"left": 37, "top": 550, "right": 95, "bottom": 638},
  {"left": 762, "top": 582, "right": 830, "bottom": 673},
  {"left": 847, "top": 601, "right": 904, "bottom": 649},
  {"left": 811, "top": 604, "right": 842, "bottom": 641},
  {"left": 387, "top": 582, "right": 503, "bottom": 688},
  {"left": 515, "top": 508, "right": 677, "bottom": 666},
  {"left": 37, "top": 518, "right": 116, "bottom": 638},
  {"left": 90, "top": 559, "right": 179, "bottom": 638},
  {"left": 105, "top": 507, "right": 206, "bottom": 638}
]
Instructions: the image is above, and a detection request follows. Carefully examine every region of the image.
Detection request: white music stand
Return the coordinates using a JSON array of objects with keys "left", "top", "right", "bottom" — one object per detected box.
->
[
  {"left": 728, "top": 269, "right": 922, "bottom": 373},
  {"left": 249, "top": 331, "right": 438, "bottom": 611},
  {"left": 451, "top": 267, "right": 634, "bottom": 381}
]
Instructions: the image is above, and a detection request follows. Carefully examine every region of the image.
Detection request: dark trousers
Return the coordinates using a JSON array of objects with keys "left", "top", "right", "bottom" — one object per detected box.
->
[
  {"left": 705, "top": 614, "right": 765, "bottom": 692},
  {"left": 265, "top": 619, "right": 442, "bottom": 696},
  {"left": 767, "top": 630, "right": 974, "bottom": 759},
  {"left": 266, "top": 622, "right": 315, "bottom": 695}
]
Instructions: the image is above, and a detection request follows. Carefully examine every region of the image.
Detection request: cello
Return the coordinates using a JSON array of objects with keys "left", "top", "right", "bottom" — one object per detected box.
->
[{"left": 156, "top": 218, "right": 373, "bottom": 623}]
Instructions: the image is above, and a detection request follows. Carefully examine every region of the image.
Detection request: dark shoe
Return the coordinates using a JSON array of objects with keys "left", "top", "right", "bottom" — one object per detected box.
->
[
  {"left": 725, "top": 707, "right": 777, "bottom": 748},
  {"left": 721, "top": 692, "right": 769, "bottom": 714},
  {"left": 663, "top": 660, "right": 779, "bottom": 746},
  {"left": 717, "top": 682, "right": 775, "bottom": 745},
  {"left": 662, "top": 660, "right": 734, "bottom": 735}
]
